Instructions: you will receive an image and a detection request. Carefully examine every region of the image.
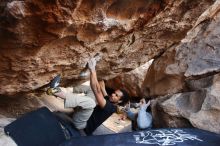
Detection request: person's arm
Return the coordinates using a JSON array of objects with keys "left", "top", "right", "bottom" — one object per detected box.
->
[
  {"left": 140, "top": 99, "right": 150, "bottom": 110},
  {"left": 88, "top": 58, "right": 106, "bottom": 108},
  {"left": 99, "top": 80, "right": 108, "bottom": 97}
]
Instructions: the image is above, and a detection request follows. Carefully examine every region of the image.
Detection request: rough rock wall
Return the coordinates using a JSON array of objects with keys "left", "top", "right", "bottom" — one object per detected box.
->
[
  {"left": 105, "top": 60, "right": 153, "bottom": 98},
  {"left": 0, "top": 0, "right": 163, "bottom": 95},
  {"left": 142, "top": 0, "right": 220, "bottom": 133},
  {"left": 0, "top": 0, "right": 213, "bottom": 96}
]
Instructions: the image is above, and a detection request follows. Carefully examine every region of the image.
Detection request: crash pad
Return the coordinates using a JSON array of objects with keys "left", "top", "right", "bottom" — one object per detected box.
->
[
  {"left": 4, "top": 107, "right": 66, "bottom": 146},
  {"left": 61, "top": 128, "right": 220, "bottom": 146}
]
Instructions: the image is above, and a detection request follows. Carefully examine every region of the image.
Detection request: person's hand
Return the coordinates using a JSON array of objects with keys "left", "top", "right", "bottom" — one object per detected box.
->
[
  {"left": 117, "top": 106, "right": 127, "bottom": 114},
  {"left": 88, "top": 58, "right": 97, "bottom": 71},
  {"left": 146, "top": 100, "right": 151, "bottom": 107},
  {"left": 124, "top": 101, "right": 130, "bottom": 112}
]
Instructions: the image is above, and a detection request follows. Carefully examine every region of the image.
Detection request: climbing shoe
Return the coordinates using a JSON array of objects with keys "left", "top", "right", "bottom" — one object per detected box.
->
[
  {"left": 49, "top": 75, "right": 61, "bottom": 88},
  {"left": 46, "top": 87, "right": 61, "bottom": 95},
  {"left": 46, "top": 75, "right": 61, "bottom": 95}
]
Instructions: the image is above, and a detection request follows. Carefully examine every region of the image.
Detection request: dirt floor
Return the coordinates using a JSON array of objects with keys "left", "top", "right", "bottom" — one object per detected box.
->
[{"left": 0, "top": 91, "right": 73, "bottom": 118}]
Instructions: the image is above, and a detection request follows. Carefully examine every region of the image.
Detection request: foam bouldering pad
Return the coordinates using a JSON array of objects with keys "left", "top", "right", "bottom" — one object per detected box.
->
[
  {"left": 60, "top": 128, "right": 220, "bottom": 146},
  {"left": 4, "top": 107, "right": 66, "bottom": 146},
  {"left": 54, "top": 111, "right": 81, "bottom": 138}
]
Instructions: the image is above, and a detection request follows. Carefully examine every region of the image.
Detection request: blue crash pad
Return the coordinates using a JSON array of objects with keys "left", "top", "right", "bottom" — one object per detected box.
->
[
  {"left": 61, "top": 128, "right": 220, "bottom": 146},
  {"left": 4, "top": 107, "right": 80, "bottom": 146}
]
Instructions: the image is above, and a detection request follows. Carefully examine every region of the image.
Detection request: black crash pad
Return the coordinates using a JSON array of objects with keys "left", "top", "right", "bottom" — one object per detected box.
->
[
  {"left": 4, "top": 107, "right": 66, "bottom": 146},
  {"left": 61, "top": 128, "right": 220, "bottom": 146}
]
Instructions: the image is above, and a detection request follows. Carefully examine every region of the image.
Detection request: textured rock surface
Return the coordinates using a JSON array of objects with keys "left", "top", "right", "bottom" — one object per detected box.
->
[
  {"left": 0, "top": 0, "right": 213, "bottom": 95},
  {"left": 141, "top": 46, "right": 187, "bottom": 97},
  {"left": 151, "top": 96, "right": 193, "bottom": 128},
  {"left": 153, "top": 73, "right": 220, "bottom": 133},
  {"left": 144, "top": 0, "right": 220, "bottom": 134},
  {"left": 105, "top": 60, "right": 153, "bottom": 98},
  {"left": 142, "top": 0, "right": 220, "bottom": 97}
]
